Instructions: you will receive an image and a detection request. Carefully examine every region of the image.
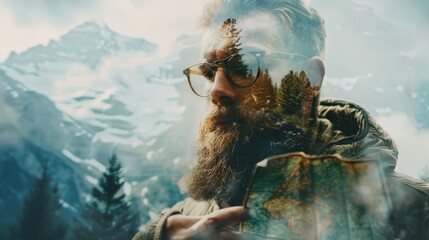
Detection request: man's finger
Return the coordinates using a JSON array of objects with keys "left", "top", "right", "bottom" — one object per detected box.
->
[
  {"left": 166, "top": 214, "right": 203, "bottom": 239},
  {"left": 191, "top": 206, "right": 251, "bottom": 232}
]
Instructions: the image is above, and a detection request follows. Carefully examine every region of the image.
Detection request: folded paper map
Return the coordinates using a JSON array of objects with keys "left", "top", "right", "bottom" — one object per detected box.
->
[{"left": 241, "top": 153, "right": 393, "bottom": 240}]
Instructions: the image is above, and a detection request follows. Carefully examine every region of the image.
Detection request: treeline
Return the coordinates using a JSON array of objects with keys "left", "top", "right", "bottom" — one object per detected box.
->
[{"left": 8, "top": 154, "right": 139, "bottom": 240}]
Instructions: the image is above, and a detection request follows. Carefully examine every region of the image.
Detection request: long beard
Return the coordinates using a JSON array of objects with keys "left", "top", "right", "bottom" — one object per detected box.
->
[{"left": 186, "top": 106, "right": 308, "bottom": 207}]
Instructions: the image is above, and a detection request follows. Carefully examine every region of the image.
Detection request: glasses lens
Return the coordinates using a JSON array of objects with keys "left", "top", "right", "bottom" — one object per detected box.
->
[
  {"left": 187, "top": 63, "right": 214, "bottom": 97},
  {"left": 227, "top": 53, "right": 259, "bottom": 87}
]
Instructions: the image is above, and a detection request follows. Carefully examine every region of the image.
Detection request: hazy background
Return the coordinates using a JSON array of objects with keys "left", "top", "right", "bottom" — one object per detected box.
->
[{"left": 0, "top": 0, "right": 428, "bottom": 233}]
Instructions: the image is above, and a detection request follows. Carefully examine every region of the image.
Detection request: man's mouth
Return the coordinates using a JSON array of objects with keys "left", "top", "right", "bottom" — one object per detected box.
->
[{"left": 210, "top": 117, "right": 239, "bottom": 131}]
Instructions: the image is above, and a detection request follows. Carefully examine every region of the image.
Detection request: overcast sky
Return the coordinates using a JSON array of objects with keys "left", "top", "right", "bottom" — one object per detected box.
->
[
  {"left": 0, "top": 0, "right": 205, "bottom": 61},
  {"left": 1, "top": 0, "right": 428, "bottom": 178}
]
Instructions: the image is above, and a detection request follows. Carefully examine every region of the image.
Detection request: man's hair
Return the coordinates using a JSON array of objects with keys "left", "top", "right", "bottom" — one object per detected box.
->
[{"left": 201, "top": 0, "right": 326, "bottom": 58}]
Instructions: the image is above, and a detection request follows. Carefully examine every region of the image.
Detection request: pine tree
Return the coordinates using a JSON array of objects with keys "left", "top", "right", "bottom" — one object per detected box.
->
[
  {"left": 250, "top": 69, "right": 277, "bottom": 109},
  {"left": 275, "top": 71, "right": 319, "bottom": 128},
  {"left": 74, "top": 154, "right": 139, "bottom": 240},
  {"left": 276, "top": 70, "right": 309, "bottom": 117},
  {"left": 274, "top": 70, "right": 321, "bottom": 153},
  {"left": 9, "top": 164, "right": 67, "bottom": 240}
]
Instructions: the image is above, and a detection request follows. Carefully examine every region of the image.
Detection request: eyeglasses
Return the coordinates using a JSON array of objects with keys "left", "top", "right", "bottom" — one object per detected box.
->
[{"left": 183, "top": 50, "right": 309, "bottom": 97}]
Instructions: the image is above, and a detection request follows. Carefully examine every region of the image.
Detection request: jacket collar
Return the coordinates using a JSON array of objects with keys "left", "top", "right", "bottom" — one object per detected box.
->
[{"left": 316, "top": 99, "right": 398, "bottom": 172}]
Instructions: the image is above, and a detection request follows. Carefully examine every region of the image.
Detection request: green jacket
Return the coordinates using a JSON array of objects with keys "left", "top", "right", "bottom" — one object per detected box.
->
[{"left": 133, "top": 99, "right": 429, "bottom": 240}]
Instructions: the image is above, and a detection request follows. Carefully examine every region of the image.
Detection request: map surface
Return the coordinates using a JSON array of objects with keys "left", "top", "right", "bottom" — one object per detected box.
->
[{"left": 241, "top": 153, "right": 393, "bottom": 240}]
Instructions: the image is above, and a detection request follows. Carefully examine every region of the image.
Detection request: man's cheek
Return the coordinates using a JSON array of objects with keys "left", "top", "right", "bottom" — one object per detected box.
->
[
  {"left": 239, "top": 87, "right": 275, "bottom": 111},
  {"left": 249, "top": 72, "right": 277, "bottom": 109}
]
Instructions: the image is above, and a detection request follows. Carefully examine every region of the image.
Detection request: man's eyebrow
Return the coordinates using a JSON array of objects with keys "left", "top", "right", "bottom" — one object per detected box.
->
[
  {"left": 203, "top": 50, "right": 227, "bottom": 62},
  {"left": 203, "top": 52, "right": 215, "bottom": 62}
]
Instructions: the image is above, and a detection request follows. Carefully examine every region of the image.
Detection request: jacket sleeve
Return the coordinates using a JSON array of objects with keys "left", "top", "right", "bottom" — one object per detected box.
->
[
  {"left": 355, "top": 115, "right": 398, "bottom": 173},
  {"left": 132, "top": 200, "right": 188, "bottom": 240},
  {"left": 387, "top": 172, "right": 429, "bottom": 239},
  {"left": 132, "top": 209, "right": 182, "bottom": 240}
]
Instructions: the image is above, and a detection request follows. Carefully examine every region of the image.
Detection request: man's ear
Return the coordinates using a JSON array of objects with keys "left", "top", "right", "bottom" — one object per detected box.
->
[{"left": 305, "top": 56, "right": 325, "bottom": 88}]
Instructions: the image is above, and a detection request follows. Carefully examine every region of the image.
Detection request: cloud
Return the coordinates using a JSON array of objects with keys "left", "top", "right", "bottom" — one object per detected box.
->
[
  {"left": 354, "top": 0, "right": 429, "bottom": 28},
  {"left": 352, "top": 0, "right": 429, "bottom": 62},
  {"left": 376, "top": 112, "right": 429, "bottom": 179},
  {"left": 0, "top": 4, "right": 66, "bottom": 62},
  {"left": 97, "top": 0, "right": 205, "bottom": 56},
  {"left": 324, "top": 73, "right": 372, "bottom": 92},
  {"left": 3, "top": 0, "right": 99, "bottom": 25},
  {"left": 0, "top": 0, "right": 206, "bottom": 62}
]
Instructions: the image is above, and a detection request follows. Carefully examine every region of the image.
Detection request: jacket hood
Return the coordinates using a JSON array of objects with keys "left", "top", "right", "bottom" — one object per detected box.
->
[{"left": 316, "top": 99, "right": 398, "bottom": 172}]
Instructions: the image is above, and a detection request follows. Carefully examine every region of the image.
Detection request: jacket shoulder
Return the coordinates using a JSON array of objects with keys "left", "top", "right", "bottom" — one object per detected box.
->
[
  {"left": 318, "top": 99, "right": 398, "bottom": 172},
  {"left": 388, "top": 171, "right": 429, "bottom": 198},
  {"left": 386, "top": 172, "right": 429, "bottom": 239},
  {"left": 173, "top": 197, "right": 220, "bottom": 216}
]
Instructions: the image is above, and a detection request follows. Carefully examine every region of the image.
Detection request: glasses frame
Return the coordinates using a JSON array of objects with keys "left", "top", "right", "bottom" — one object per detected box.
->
[{"left": 183, "top": 50, "right": 309, "bottom": 97}]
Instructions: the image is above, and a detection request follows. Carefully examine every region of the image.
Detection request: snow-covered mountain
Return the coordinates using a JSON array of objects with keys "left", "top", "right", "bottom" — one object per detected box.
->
[
  {"left": 0, "top": 20, "right": 201, "bottom": 166},
  {"left": 0, "top": 21, "right": 185, "bottom": 148},
  {"left": 4, "top": 20, "right": 156, "bottom": 69},
  {"left": 0, "top": 20, "right": 203, "bottom": 234}
]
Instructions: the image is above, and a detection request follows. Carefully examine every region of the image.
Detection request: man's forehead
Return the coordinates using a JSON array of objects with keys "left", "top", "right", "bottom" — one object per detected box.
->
[{"left": 201, "top": 11, "right": 288, "bottom": 60}]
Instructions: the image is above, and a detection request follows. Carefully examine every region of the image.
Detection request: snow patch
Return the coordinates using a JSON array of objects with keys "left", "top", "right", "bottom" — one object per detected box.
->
[
  {"left": 85, "top": 175, "right": 98, "bottom": 185},
  {"left": 145, "top": 138, "right": 157, "bottom": 146},
  {"left": 173, "top": 157, "right": 181, "bottom": 165},
  {"left": 62, "top": 149, "right": 105, "bottom": 172},
  {"left": 75, "top": 130, "right": 88, "bottom": 137},
  {"left": 84, "top": 194, "right": 92, "bottom": 203},
  {"left": 124, "top": 182, "right": 132, "bottom": 196},
  {"left": 140, "top": 187, "right": 148, "bottom": 197},
  {"left": 59, "top": 199, "right": 77, "bottom": 212},
  {"left": 10, "top": 91, "right": 19, "bottom": 98},
  {"left": 156, "top": 148, "right": 164, "bottom": 154},
  {"left": 92, "top": 130, "right": 143, "bottom": 146},
  {"left": 146, "top": 150, "right": 154, "bottom": 160},
  {"left": 85, "top": 158, "right": 106, "bottom": 172},
  {"left": 62, "top": 149, "right": 83, "bottom": 163}
]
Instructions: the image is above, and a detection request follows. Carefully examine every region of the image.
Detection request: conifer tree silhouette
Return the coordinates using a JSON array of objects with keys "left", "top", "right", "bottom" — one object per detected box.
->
[
  {"left": 9, "top": 164, "right": 67, "bottom": 240},
  {"left": 275, "top": 70, "right": 320, "bottom": 152},
  {"left": 74, "top": 154, "right": 139, "bottom": 240}
]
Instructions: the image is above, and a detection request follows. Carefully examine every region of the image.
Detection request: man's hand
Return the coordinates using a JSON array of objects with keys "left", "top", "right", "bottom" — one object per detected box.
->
[{"left": 165, "top": 206, "right": 252, "bottom": 240}]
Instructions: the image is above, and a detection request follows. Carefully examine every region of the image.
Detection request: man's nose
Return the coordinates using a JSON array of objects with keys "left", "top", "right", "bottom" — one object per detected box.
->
[{"left": 210, "top": 68, "right": 238, "bottom": 106}]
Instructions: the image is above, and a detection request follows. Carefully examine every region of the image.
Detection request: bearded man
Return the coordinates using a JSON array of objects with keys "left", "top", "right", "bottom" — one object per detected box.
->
[{"left": 133, "top": 0, "right": 429, "bottom": 239}]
